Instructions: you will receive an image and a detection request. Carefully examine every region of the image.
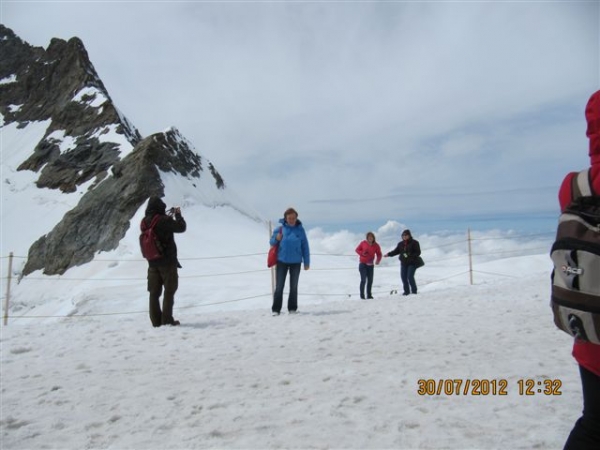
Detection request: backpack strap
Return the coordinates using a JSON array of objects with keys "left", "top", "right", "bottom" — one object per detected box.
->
[
  {"left": 141, "top": 214, "right": 162, "bottom": 231},
  {"left": 571, "top": 169, "right": 593, "bottom": 200},
  {"left": 149, "top": 214, "right": 161, "bottom": 231}
]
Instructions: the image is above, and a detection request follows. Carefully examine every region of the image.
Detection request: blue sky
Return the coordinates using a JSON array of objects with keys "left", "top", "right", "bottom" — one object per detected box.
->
[{"left": 1, "top": 1, "right": 598, "bottom": 231}]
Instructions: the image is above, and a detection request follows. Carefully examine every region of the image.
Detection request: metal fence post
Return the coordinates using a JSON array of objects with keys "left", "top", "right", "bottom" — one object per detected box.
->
[
  {"left": 467, "top": 228, "right": 473, "bottom": 285},
  {"left": 3, "top": 252, "right": 14, "bottom": 326}
]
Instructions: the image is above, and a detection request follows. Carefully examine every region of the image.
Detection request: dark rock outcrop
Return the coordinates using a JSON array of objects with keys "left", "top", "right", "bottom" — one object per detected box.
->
[
  {"left": 22, "top": 127, "right": 225, "bottom": 275},
  {"left": 0, "top": 24, "right": 142, "bottom": 193}
]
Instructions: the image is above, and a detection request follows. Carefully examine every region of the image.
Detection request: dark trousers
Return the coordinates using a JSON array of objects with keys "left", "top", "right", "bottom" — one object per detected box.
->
[
  {"left": 401, "top": 264, "right": 417, "bottom": 294},
  {"left": 272, "top": 262, "right": 301, "bottom": 313},
  {"left": 148, "top": 264, "right": 179, "bottom": 327},
  {"left": 358, "top": 263, "right": 374, "bottom": 298},
  {"left": 564, "top": 365, "right": 600, "bottom": 450}
]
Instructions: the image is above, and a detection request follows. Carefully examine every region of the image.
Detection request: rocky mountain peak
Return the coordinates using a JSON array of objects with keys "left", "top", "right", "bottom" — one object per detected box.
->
[
  {"left": 1, "top": 25, "right": 142, "bottom": 193},
  {"left": 1, "top": 26, "right": 239, "bottom": 277},
  {"left": 22, "top": 127, "right": 228, "bottom": 276}
]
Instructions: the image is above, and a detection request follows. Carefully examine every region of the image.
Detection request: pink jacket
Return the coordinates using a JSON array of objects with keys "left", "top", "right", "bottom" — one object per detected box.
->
[{"left": 355, "top": 240, "right": 382, "bottom": 265}]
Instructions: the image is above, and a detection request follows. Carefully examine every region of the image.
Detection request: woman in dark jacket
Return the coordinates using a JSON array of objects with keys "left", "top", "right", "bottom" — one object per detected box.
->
[{"left": 384, "top": 229, "right": 421, "bottom": 296}]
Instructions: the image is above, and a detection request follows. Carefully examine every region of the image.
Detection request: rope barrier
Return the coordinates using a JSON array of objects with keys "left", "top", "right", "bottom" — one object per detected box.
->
[
  {"left": 177, "top": 293, "right": 271, "bottom": 309},
  {"left": 471, "top": 246, "right": 549, "bottom": 257},
  {"left": 469, "top": 231, "right": 554, "bottom": 241},
  {"left": 16, "top": 268, "right": 270, "bottom": 282},
  {"left": 5, "top": 293, "right": 274, "bottom": 320},
  {"left": 181, "top": 269, "right": 265, "bottom": 278},
  {"left": 1, "top": 228, "right": 552, "bottom": 263},
  {"left": 2, "top": 244, "right": 547, "bottom": 283},
  {"left": 1, "top": 266, "right": 524, "bottom": 321},
  {"left": 419, "top": 271, "right": 472, "bottom": 286},
  {"left": 472, "top": 270, "right": 521, "bottom": 279},
  {"left": 0, "top": 254, "right": 26, "bottom": 259},
  {"left": 0, "top": 233, "right": 550, "bottom": 263},
  {"left": 6, "top": 310, "right": 147, "bottom": 319},
  {"left": 2, "top": 230, "right": 553, "bottom": 322},
  {"left": 420, "top": 239, "right": 467, "bottom": 249}
]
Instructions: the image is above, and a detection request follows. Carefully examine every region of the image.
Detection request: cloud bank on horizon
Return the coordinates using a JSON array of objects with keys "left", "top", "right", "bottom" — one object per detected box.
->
[{"left": 2, "top": 2, "right": 598, "bottom": 227}]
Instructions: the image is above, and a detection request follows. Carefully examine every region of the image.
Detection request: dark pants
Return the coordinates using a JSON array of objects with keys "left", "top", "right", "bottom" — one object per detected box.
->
[
  {"left": 564, "top": 365, "right": 600, "bottom": 449},
  {"left": 272, "top": 262, "right": 301, "bottom": 313},
  {"left": 148, "top": 264, "right": 179, "bottom": 327},
  {"left": 358, "top": 263, "right": 374, "bottom": 298},
  {"left": 401, "top": 264, "right": 417, "bottom": 294}
]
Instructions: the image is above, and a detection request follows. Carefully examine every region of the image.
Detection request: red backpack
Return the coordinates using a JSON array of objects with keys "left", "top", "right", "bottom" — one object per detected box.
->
[{"left": 140, "top": 215, "right": 164, "bottom": 261}]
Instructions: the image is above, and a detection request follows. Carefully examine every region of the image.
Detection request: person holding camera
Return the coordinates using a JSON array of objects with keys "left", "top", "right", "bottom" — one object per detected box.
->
[
  {"left": 355, "top": 231, "right": 382, "bottom": 299},
  {"left": 143, "top": 196, "right": 186, "bottom": 327}
]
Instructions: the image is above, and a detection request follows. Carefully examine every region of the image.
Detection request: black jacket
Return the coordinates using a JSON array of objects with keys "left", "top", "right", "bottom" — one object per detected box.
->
[
  {"left": 387, "top": 238, "right": 421, "bottom": 266},
  {"left": 144, "top": 197, "right": 186, "bottom": 267}
]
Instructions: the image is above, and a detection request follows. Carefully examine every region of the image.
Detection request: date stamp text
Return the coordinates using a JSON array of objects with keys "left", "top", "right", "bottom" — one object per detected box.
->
[{"left": 416, "top": 378, "right": 562, "bottom": 396}]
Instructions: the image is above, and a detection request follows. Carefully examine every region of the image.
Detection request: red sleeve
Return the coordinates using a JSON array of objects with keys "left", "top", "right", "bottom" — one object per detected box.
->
[
  {"left": 573, "top": 342, "right": 600, "bottom": 377},
  {"left": 375, "top": 243, "right": 382, "bottom": 263}
]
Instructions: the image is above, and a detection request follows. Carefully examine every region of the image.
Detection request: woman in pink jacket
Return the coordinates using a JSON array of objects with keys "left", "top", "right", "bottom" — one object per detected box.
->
[
  {"left": 560, "top": 90, "right": 600, "bottom": 449},
  {"left": 355, "top": 232, "right": 382, "bottom": 299}
]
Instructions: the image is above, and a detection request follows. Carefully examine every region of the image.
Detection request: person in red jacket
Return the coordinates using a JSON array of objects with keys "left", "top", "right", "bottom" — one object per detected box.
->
[
  {"left": 559, "top": 90, "right": 600, "bottom": 449},
  {"left": 355, "top": 231, "right": 382, "bottom": 299}
]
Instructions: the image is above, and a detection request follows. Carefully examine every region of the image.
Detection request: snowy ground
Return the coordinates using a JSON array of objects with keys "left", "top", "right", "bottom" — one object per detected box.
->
[
  {"left": 0, "top": 252, "right": 581, "bottom": 450},
  {"left": 0, "top": 60, "right": 579, "bottom": 450},
  {"left": 0, "top": 138, "right": 575, "bottom": 449}
]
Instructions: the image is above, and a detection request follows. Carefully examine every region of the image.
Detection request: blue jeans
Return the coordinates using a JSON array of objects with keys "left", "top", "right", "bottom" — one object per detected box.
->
[
  {"left": 273, "top": 262, "right": 301, "bottom": 313},
  {"left": 358, "top": 263, "right": 374, "bottom": 298},
  {"left": 400, "top": 264, "right": 417, "bottom": 294}
]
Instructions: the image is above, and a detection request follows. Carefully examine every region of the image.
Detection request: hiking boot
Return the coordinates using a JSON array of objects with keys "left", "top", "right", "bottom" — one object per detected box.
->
[
  {"left": 288, "top": 310, "right": 298, "bottom": 315},
  {"left": 272, "top": 312, "right": 280, "bottom": 316}
]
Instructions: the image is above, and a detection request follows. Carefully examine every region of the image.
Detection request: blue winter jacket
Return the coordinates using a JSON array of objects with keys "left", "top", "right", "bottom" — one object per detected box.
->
[{"left": 270, "top": 218, "right": 310, "bottom": 266}]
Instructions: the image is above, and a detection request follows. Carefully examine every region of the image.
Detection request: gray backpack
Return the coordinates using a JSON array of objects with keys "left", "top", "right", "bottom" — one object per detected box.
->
[{"left": 550, "top": 169, "right": 600, "bottom": 344}]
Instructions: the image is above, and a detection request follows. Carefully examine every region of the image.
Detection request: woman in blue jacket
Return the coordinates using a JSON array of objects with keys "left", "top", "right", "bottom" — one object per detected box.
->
[{"left": 270, "top": 207, "right": 310, "bottom": 315}]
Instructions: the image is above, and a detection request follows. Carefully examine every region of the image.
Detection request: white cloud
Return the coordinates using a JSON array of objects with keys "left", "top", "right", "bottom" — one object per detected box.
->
[{"left": 2, "top": 1, "right": 598, "bottom": 226}]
